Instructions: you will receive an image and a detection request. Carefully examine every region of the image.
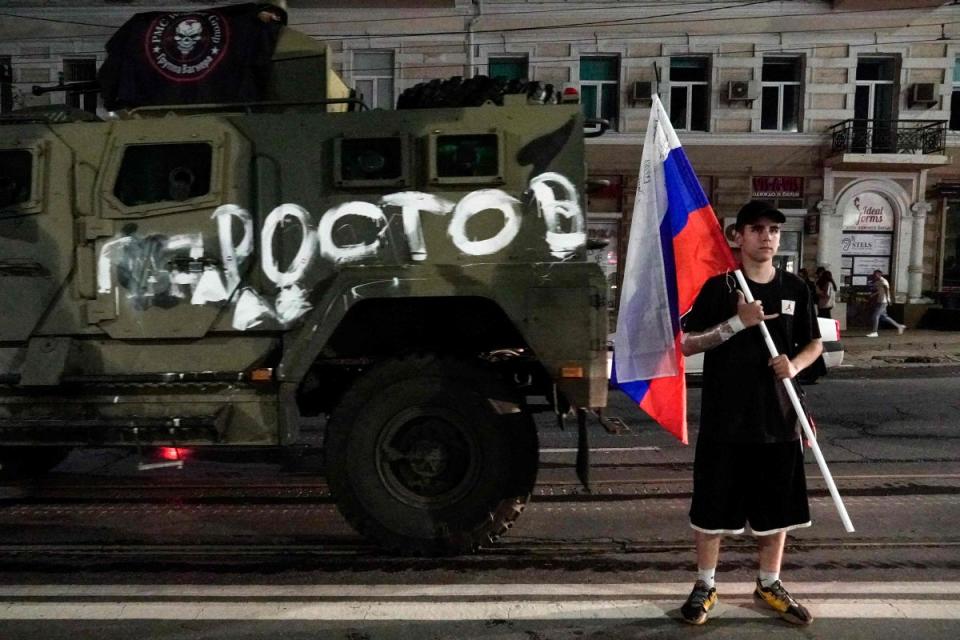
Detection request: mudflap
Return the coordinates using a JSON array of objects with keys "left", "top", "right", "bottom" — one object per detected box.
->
[{"left": 575, "top": 407, "right": 590, "bottom": 493}]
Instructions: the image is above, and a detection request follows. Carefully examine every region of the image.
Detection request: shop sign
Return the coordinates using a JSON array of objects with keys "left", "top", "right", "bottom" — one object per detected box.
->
[
  {"left": 840, "top": 233, "right": 892, "bottom": 256},
  {"left": 842, "top": 192, "right": 895, "bottom": 231},
  {"left": 852, "top": 256, "right": 890, "bottom": 276},
  {"left": 753, "top": 176, "right": 803, "bottom": 198}
]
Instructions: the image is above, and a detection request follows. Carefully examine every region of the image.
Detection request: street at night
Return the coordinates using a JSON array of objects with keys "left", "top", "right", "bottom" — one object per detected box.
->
[
  {"left": 0, "top": 366, "right": 958, "bottom": 639},
  {"left": 4, "top": 0, "right": 960, "bottom": 638}
]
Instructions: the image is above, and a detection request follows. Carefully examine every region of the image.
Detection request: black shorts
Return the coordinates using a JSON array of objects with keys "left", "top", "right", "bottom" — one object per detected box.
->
[{"left": 689, "top": 438, "right": 811, "bottom": 536}]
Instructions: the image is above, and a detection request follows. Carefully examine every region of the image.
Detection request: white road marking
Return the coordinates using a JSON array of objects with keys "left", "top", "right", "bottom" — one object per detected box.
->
[
  {"left": 0, "top": 583, "right": 957, "bottom": 620},
  {"left": 0, "top": 599, "right": 956, "bottom": 621}
]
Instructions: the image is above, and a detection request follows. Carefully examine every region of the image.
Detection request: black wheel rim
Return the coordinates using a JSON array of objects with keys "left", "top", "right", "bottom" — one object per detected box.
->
[{"left": 375, "top": 406, "right": 482, "bottom": 509}]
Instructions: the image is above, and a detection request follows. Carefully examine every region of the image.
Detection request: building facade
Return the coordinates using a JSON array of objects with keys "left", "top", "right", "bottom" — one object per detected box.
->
[{"left": 2, "top": 0, "right": 959, "bottom": 326}]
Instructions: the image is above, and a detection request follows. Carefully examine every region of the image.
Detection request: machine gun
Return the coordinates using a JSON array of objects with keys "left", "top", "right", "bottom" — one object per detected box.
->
[{"left": 32, "top": 79, "right": 101, "bottom": 97}]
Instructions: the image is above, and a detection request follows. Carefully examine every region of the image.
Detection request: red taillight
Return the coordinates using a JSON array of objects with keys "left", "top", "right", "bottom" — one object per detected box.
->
[
  {"left": 159, "top": 447, "right": 188, "bottom": 461},
  {"left": 834, "top": 319, "right": 841, "bottom": 341},
  {"left": 560, "top": 82, "right": 580, "bottom": 104}
]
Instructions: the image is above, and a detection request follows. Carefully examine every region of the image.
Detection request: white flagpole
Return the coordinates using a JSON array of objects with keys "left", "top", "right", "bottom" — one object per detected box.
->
[{"left": 733, "top": 269, "right": 855, "bottom": 533}]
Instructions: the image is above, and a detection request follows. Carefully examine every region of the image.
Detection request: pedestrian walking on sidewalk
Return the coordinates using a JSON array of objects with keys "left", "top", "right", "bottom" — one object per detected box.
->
[
  {"left": 678, "top": 201, "right": 823, "bottom": 626},
  {"left": 815, "top": 269, "right": 837, "bottom": 319},
  {"left": 866, "top": 269, "right": 905, "bottom": 337}
]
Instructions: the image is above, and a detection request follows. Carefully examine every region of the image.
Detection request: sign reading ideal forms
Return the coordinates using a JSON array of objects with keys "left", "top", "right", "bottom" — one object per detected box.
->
[{"left": 842, "top": 192, "right": 895, "bottom": 231}]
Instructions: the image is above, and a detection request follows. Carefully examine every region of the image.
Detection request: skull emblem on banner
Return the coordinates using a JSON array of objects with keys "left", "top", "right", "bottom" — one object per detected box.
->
[{"left": 173, "top": 19, "right": 204, "bottom": 56}]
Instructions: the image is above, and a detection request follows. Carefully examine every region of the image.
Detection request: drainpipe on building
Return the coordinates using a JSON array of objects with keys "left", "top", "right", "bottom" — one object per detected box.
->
[{"left": 466, "top": 0, "right": 483, "bottom": 78}]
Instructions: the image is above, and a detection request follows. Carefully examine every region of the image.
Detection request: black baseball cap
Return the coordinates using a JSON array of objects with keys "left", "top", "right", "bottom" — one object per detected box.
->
[{"left": 735, "top": 200, "right": 786, "bottom": 229}]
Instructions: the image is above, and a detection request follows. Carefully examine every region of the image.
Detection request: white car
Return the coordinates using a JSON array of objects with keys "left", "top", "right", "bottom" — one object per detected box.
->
[{"left": 609, "top": 316, "right": 844, "bottom": 380}]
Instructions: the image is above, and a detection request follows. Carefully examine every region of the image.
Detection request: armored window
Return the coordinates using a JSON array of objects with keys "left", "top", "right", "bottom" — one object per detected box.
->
[
  {"left": 489, "top": 57, "right": 528, "bottom": 81},
  {"left": 113, "top": 143, "right": 212, "bottom": 207},
  {"left": 434, "top": 134, "right": 500, "bottom": 180},
  {"left": 0, "top": 149, "right": 32, "bottom": 209},
  {"left": 335, "top": 136, "right": 407, "bottom": 187},
  {"left": 669, "top": 57, "right": 710, "bottom": 132},
  {"left": 761, "top": 57, "right": 803, "bottom": 132},
  {"left": 580, "top": 56, "right": 619, "bottom": 131},
  {"left": 353, "top": 51, "right": 395, "bottom": 110},
  {"left": 63, "top": 58, "right": 97, "bottom": 114}
]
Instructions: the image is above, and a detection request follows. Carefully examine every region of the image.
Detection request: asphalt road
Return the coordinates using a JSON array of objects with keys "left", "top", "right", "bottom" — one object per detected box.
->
[{"left": 0, "top": 370, "right": 957, "bottom": 639}]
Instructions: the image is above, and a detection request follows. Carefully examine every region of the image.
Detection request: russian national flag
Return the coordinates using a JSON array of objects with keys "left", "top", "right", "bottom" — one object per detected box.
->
[{"left": 613, "top": 95, "right": 736, "bottom": 444}]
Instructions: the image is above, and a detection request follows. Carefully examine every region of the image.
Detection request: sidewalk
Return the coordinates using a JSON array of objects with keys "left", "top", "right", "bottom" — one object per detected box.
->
[{"left": 838, "top": 328, "right": 960, "bottom": 369}]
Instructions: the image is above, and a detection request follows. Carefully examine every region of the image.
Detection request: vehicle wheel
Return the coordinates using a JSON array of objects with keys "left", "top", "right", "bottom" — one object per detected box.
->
[
  {"left": 0, "top": 447, "right": 70, "bottom": 481},
  {"left": 325, "top": 354, "right": 538, "bottom": 555}
]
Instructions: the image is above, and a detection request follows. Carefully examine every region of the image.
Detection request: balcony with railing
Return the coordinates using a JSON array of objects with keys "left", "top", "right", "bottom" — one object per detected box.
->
[{"left": 827, "top": 119, "right": 949, "bottom": 169}]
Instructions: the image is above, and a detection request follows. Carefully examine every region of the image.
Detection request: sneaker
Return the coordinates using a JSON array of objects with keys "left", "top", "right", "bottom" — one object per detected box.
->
[
  {"left": 897, "top": 325, "right": 906, "bottom": 335},
  {"left": 753, "top": 578, "right": 813, "bottom": 625},
  {"left": 680, "top": 580, "right": 718, "bottom": 625},
  {"left": 865, "top": 332, "right": 879, "bottom": 337}
]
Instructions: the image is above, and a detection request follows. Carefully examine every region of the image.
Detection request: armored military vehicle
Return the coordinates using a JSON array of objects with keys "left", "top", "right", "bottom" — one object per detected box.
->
[{"left": 0, "top": 3, "right": 608, "bottom": 554}]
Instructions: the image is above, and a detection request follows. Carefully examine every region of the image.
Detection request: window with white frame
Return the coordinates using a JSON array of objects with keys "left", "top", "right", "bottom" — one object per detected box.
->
[
  {"left": 761, "top": 57, "right": 802, "bottom": 132},
  {"left": 63, "top": 58, "right": 97, "bottom": 114},
  {"left": 669, "top": 57, "right": 709, "bottom": 132},
  {"left": 353, "top": 51, "right": 394, "bottom": 110},
  {"left": 580, "top": 56, "right": 619, "bottom": 131},
  {"left": 950, "top": 57, "right": 960, "bottom": 130}
]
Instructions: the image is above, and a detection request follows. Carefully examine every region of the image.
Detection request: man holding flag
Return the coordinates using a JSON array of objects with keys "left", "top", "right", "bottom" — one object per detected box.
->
[
  {"left": 679, "top": 200, "right": 822, "bottom": 626},
  {"left": 614, "top": 97, "right": 822, "bottom": 626}
]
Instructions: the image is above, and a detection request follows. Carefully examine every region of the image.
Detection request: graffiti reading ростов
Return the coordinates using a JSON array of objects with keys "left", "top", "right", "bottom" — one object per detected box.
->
[{"left": 96, "top": 172, "right": 585, "bottom": 330}]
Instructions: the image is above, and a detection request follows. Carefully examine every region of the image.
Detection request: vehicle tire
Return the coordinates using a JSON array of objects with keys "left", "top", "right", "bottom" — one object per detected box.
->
[
  {"left": 0, "top": 447, "right": 70, "bottom": 481},
  {"left": 396, "top": 75, "right": 555, "bottom": 110},
  {"left": 324, "top": 354, "right": 538, "bottom": 555}
]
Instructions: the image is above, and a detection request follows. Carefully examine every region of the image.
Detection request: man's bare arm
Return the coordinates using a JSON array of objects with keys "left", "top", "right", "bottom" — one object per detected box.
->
[{"left": 680, "top": 316, "right": 746, "bottom": 356}]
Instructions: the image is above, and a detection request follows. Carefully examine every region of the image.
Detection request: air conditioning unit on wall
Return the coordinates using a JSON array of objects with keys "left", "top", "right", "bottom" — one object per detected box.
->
[
  {"left": 727, "top": 80, "right": 760, "bottom": 101},
  {"left": 722, "top": 217, "right": 739, "bottom": 246},
  {"left": 910, "top": 83, "right": 939, "bottom": 107},
  {"left": 630, "top": 80, "right": 655, "bottom": 104}
]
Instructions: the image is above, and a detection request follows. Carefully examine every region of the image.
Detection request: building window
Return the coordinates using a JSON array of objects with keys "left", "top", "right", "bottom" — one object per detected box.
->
[
  {"left": 353, "top": 51, "right": 394, "bottom": 110},
  {"left": 580, "top": 56, "right": 619, "bottom": 131},
  {"left": 488, "top": 57, "right": 527, "bottom": 81},
  {"left": 669, "top": 57, "right": 709, "bottom": 132},
  {"left": 761, "top": 57, "right": 802, "bottom": 132},
  {"left": 0, "top": 57, "right": 12, "bottom": 114},
  {"left": 855, "top": 56, "right": 897, "bottom": 124},
  {"left": 945, "top": 200, "right": 960, "bottom": 291},
  {"left": 63, "top": 58, "right": 97, "bottom": 114},
  {"left": 950, "top": 57, "right": 960, "bottom": 131},
  {"left": 854, "top": 56, "right": 898, "bottom": 152}
]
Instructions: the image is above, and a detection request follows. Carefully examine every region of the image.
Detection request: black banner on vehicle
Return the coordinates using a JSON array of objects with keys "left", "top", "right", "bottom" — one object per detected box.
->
[{"left": 99, "top": 3, "right": 286, "bottom": 110}]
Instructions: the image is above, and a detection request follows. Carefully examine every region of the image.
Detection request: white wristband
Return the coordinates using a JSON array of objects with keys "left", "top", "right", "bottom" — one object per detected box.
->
[{"left": 727, "top": 314, "right": 746, "bottom": 334}]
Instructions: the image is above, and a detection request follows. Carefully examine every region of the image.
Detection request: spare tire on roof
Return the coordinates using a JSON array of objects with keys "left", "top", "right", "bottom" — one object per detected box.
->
[{"left": 396, "top": 75, "right": 556, "bottom": 109}]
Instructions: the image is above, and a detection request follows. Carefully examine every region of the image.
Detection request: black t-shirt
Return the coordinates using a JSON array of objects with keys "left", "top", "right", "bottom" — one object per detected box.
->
[{"left": 682, "top": 270, "right": 820, "bottom": 443}]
